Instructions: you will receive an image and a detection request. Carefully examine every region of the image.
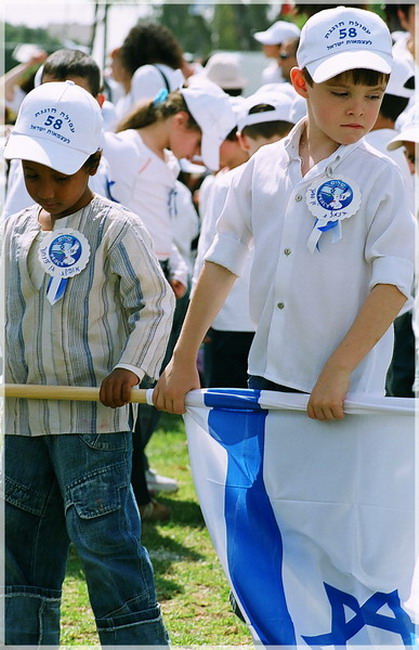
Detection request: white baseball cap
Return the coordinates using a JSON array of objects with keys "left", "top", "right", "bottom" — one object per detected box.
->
[
  {"left": 385, "top": 57, "right": 415, "bottom": 99},
  {"left": 181, "top": 83, "right": 237, "bottom": 171},
  {"left": 200, "top": 53, "right": 247, "bottom": 90},
  {"left": 387, "top": 105, "right": 419, "bottom": 150},
  {"left": 296, "top": 6, "right": 393, "bottom": 83},
  {"left": 253, "top": 20, "right": 300, "bottom": 46},
  {"left": 237, "top": 85, "right": 295, "bottom": 131},
  {"left": 4, "top": 80, "right": 103, "bottom": 174}
]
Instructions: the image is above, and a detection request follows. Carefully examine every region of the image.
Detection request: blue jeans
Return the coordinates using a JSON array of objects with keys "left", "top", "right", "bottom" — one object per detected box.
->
[{"left": 4, "top": 432, "right": 169, "bottom": 646}]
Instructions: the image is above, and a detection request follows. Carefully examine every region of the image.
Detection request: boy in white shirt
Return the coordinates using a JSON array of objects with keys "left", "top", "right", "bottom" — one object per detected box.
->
[{"left": 153, "top": 6, "right": 415, "bottom": 421}]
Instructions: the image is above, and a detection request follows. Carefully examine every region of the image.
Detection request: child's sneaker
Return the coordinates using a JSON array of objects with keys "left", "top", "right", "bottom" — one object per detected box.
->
[{"left": 146, "top": 468, "right": 179, "bottom": 494}]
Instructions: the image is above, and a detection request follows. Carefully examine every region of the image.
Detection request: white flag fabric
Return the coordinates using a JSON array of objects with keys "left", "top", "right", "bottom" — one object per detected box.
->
[{"left": 180, "top": 388, "right": 417, "bottom": 647}]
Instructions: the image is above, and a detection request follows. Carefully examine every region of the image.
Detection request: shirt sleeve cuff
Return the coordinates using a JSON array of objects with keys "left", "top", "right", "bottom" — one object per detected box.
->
[
  {"left": 114, "top": 364, "right": 144, "bottom": 383},
  {"left": 369, "top": 256, "right": 414, "bottom": 300},
  {"left": 204, "top": 233, "right": 250, "bottom": 276}
]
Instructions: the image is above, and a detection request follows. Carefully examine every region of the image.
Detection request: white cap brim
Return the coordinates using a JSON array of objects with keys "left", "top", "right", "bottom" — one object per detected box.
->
[
  {"left": 253, "top": 31, "right": 278, "bottom": 45},
  {"left": 179, "top": 158, "right": 207, "bottom": 174},
  {"left": 307, "top": 50, "right": 392, "bottom": 83},
  {"left": 4, "top": 132, "right": 92, "bottom": 174},
  {"left": 238, "top": 108, "right": 294, "bottom": 132},
  {"left": 387, "top": 127, "right": 419, "bottom": 150},
  {"left": 201, "top": 130, "right": 224, "bottom": 171}
]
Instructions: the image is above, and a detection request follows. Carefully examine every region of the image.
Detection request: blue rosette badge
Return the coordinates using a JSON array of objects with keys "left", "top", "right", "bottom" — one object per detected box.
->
[
  {"left": 38, "top": 228, "right": 90, "bottom": 304},
  {"left": 306, "top": 177, "right": 361, "bottom": 253}
]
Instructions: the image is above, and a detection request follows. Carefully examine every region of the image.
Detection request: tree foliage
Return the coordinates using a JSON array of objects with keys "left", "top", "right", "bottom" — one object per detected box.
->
[
  {"left": 5, "top": 22, "right": 63, "bottom": 72},
  {"left": 151, "top": 3, "right": 273, "bottom": 56}
]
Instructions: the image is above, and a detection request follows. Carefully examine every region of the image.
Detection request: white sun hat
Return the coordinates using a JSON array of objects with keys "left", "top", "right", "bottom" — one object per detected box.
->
[
  {"left": 385, "top": 56, "right": 415, "bottom": 99},
  {"left": 4, "top": 80, "right": 103, "bottom": 174},
  {"left": 253, "top": 20, "right": 300, "bottom": 46},
  {"left": 296, "top": 6, "right": 393, "bottom": 84},
  {"left": 237, "top": 85, "right": 295, "bottom": 131},
  {"left": 200, "top": 53, "right": 247, "bottom": 90},
  {"left": 181, "top": 82, "right": 237, "bottom": 171},
  {"left": 387, "top": 105, "right": 419, "bottom": 150}
]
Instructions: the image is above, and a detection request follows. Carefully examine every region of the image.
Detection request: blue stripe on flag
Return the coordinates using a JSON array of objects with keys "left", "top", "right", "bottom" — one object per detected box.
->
[
  {"left": 204, "top": 388, "right": 296, "bottom": 646},
  {"left": 203, "top": 387, "right": 264, "bottom": 411}
]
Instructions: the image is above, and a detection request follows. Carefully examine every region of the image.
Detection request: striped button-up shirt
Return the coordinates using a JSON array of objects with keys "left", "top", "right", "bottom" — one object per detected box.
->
[{"left": 2, "top": 195, "right": 175, "bottom": 435}]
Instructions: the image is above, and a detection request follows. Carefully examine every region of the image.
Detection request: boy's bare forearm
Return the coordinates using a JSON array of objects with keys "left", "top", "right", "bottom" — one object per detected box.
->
[
  {"left": 323, "top": 283, "right": 406, "bottom": 373},
  {"left": 308, "top": 283, "right": 407, "bottom": 420},
  {"left": 173, "top": 261, "right": 237, "bottom": 361}
]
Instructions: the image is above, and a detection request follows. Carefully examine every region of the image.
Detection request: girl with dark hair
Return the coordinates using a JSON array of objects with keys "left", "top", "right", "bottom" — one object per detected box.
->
[{"left": 111, "top": 21, "right": 185, "bottom": 121}]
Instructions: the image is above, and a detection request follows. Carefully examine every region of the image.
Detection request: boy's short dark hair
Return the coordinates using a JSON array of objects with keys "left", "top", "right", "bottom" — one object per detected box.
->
[
  {"left": 241, "top": 104, "right": 293, "bottom": 139},
  {"left": 224, "top": 126, "right": 239, "bottom": 142},
  {"left": 380, "top": 94, "right": 410, "bottom": 123},
  {"left": 243, "top": 120, "right": 293, "bottom": 140},
  {"left": 224, "top": 88, "right": 243, "bottom": 97},
  {"left": 41, "top": 49, "right": 102, "bottom": 97},
  {"left": 82, "top": 150, "right": 102, "bottom": 172},
  {"left": 302, "top": 67, "right": 390, "bottom": 87}
]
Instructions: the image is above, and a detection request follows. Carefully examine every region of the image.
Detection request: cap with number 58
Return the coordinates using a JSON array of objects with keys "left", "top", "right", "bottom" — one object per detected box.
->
[
  {"left": 296, "top": 6, "right": 393, "bottom": 83},
  {"left": 4, "top": 80, "right": 103, "bottom": 174}
]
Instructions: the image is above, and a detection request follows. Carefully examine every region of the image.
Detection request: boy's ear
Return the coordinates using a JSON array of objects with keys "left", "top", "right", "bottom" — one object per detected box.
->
[
  {"left": 290, "top": 67, "right": 309, "bottom": 99},
  {"left": 88, "top": 150, "right": 102, "bottom": 176},
  {"left": 237, "top": 131, "right": 251, "bottom": 153}
]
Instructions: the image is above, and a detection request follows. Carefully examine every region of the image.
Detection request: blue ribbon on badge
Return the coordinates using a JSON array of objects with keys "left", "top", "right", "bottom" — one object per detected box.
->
[
  {"left": 308, "top": 218, "right": 342, "bottom": 252},
  {"left": 38, "top": 228, "right": 91, "bottom": 306},
  {"left": 46, "top": 276, "right": 69, "bottom": 305},
  {"left": 318, "top": 219, "right": 338, "bottom": 233}
]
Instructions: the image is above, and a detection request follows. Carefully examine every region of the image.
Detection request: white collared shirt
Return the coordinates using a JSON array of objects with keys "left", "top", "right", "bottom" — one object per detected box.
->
[
  {"left": 194, "top": 166, "right": 255, "bottom": 332},
  {"left": 205, "top": 119, "right": 415, "bottom": 394}
]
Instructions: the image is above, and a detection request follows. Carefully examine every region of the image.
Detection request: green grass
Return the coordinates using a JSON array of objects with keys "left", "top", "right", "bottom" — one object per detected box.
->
[{"left": 60, "top": 413, "right": 252, "bottom": 646}]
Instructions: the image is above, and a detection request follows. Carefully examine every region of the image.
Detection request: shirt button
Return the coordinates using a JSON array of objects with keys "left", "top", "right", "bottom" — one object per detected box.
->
[
  {"left": 284, "top": 248, "right": 291, "bottom": 256},
  {"left": 277, "top": 302, "right": 285, "bottom": 310},
  {"left": 295, "top": 194, "right": 303, "bottom": 202}
]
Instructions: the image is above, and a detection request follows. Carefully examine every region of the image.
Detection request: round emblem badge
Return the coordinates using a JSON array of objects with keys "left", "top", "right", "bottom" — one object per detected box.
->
[
  {"left": 316, "top": 179, "right": 353, "bottom": 211},
  {"left": 305, "top": 176, "right": 362, "bottom": 253},
  {"left": 306, "top": 176, "right": 361, "bottom": 223},
  {"left": 39, "top": 228, "right": 90, "bottom": 278}
]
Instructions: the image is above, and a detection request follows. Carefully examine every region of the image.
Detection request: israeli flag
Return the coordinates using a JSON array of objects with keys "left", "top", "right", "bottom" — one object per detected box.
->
[{"left": 182, "top": 388, "right": 417, "bottom": 647}]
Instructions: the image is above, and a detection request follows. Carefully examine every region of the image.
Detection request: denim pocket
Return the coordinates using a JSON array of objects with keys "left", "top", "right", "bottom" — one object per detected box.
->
[
  {"left": 79, "top": 432, "right": 129, "bottom": 452},
  {"left": 67, "top": 462, "right": 128, "bottom": 519},
  {"left": 5, "top": 476, "right": 46, "bottom": 516},
  {"left": 66, "top": 461, "right": 133, "bottom": 552}
]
